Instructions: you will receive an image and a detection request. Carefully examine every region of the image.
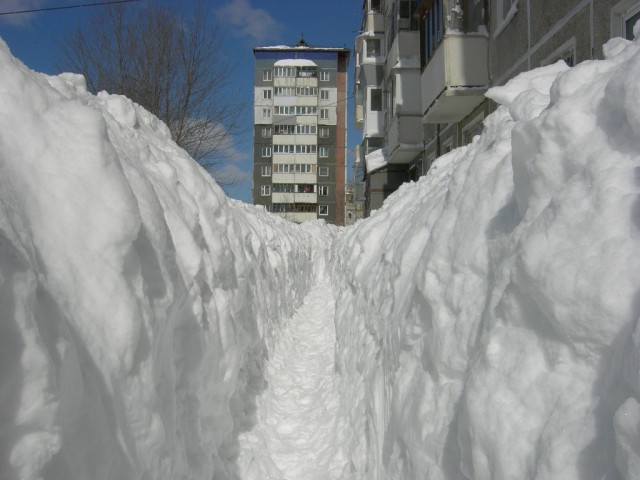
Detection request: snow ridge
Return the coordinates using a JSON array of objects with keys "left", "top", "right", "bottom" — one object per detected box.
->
[{"left": 330, "top": 38, "right": 640, "bottom": 479}]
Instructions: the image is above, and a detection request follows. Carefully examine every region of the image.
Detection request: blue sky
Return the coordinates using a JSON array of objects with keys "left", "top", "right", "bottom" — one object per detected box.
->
[{"left": 0, "top": 0, "right": 362, "bottom": 203}]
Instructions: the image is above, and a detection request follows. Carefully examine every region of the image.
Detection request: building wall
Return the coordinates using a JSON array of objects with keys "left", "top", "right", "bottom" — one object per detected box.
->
[{"left": 252, "top": 48, "right": 349, "bottom": 225}]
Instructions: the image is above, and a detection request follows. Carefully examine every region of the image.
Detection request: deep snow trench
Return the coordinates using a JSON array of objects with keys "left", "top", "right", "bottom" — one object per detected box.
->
[
  {"left": 2, "top": 35, "right": 640, "bottom": 480},
  {"left": 236, "top": 266, "right": 348, "bottom": 479}
]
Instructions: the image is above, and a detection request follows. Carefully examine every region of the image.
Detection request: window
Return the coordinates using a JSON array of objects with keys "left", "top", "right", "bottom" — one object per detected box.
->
[
  {"left": 320, "top": 89, "right": 330, "bottom": 100},
  {"left": 319, "top": 185, "right": 329, "bottom": 196},
  {"left": 296, "top": 125, "right": 317, "bottom": 134},
  {"left": 422, "top": 0, "right": 444, "bottom": 64},
  {"left": 297, "top": 66, "right": 317, "bottom": 78},
  {"left": 295, "top": 145, "right": 317, "bottom": 154},
  {"left": 275, "top": 106, "right": 296, "bottom": 115},
  {"left": 500, "top": 0, "right": 517, "bottom": 21},
  {"left": 320, "top": 71, "right": 330, "bottom": 81},
  {"left": 370, "top": 89, "right": 382, "bottom": 111},
  {"left": 442, "top": 138, "right": 453, "bottom": 154},
  {"left": 495, "top": 0, "right": 518, "bottom": 36},
  {"left": 296, "top": 86, "right": 318, "bottom": 96},
  {"left": 275, "top": 67, "right": 296, "bottom": 77},
  {"left": 320, "top": 109, "right": 329, "bottom": 119},
  {"left": 462, "top": 112, "right": 485, "bottom": 145},
  {"left": 261, "top": 185, "right": 271, "bottom": 196},
  {"left": 366, "top": 38, "right": 381, "bottom": 57},
  {"left": 624, "top": 4, "right": 640, "bottom": 39},
  {"left": 318, "top": 166, "right": 329, "bottom": 176},
  {"left": 319, "top": 205, "right": 329, "bottom": 216},
  {"left": 263, "top": 89, "right": 272, "bottom": 100},
  {"left": 297, "top": 184, "right": 315, "bottom": 193},
  {"left": 319, "top": 127, "right": 330, "bottom": 138},
  {"left": 262, "top": 108, "right": 271, "bottom": 119},
  {"left": 261, "top": 146, "right": 272, "bottom": 157},
  {"left": 261, "top": 126, "right": 272, "bottom": 138},
  {"left": 275, "top": 125, "right": 295, "bottom": 135},
  {"left": 276, "top": 86, "right": 295, "bottom": 96},
  {"left": 319, "top": 146, "right": 329, "bottom": 158},
  {"left": 272, "top": 183, "right": 295, "bottom": 193},
  {"left": 261, "top": 165, "right": 272, "bottom": 176},
  {"left": 296, "top": 106, "right": 317, "bottom": 115},
  {"left": 541, "top": 38, "right": 576, "bottom": 68},
  {"left": 263, "top": 70, "right": 272, "bottom": 81}
]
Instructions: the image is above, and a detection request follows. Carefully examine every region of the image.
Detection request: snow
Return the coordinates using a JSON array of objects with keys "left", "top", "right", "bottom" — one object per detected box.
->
[
  {"left": 2, "top": 30, "right": 640, "bottom": 480},
  {"left": 364, "top": 148, "right": 388, "bottom": 173},
  {"left": 273, "top": 59, "right": 317, "bottom": 67},
  {"left": 330, "top": 37, "right": 640, "bottom": 479}
]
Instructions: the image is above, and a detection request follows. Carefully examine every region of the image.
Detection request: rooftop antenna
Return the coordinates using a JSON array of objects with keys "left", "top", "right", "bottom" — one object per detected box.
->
[{"left": 296, "top": 35, "right": 310, "bottom": 47}]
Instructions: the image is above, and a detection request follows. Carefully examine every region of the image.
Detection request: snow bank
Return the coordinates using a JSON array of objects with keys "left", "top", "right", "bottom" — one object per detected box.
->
[
  {"left": 0, "top": 38, "right": 332, "bottom": 480},
  {"left": 331, "top": 39, "right": 640, "bottom": 479}
]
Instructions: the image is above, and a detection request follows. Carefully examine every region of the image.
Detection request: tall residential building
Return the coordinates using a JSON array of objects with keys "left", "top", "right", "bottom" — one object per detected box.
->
[
  {"left": 355, "top": 0, "right": 640, "bottom": 217},
  {"left": 252, "top": 40, "right": 350, "bottom": 225}
]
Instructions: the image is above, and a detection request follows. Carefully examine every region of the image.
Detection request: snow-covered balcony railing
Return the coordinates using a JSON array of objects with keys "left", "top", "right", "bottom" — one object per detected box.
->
[{"left": 419, "top": 0, "right": 489, "bottom": 123}]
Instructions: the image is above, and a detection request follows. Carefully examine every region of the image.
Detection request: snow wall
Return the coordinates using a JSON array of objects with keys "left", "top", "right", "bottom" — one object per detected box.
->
[
  {"left": 2, "top": 34, "right": 640, "bottom": 480},
  {"left": 0, "top": 39, "right": 333, "bottom": 480},
  {"left": 331, "top": 37, "right": 640, "bottom": 479}
]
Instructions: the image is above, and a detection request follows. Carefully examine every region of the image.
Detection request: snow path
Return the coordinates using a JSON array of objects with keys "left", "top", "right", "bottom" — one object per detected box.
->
[{"left": 236, "top": 267, "right": 348, "bottom": 480}]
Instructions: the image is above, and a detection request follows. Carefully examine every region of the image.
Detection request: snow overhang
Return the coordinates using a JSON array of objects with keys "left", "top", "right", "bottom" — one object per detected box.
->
[
  {"left": 274, "top": 59, "right": 317, "bottom": 67},
  {"left": 365, "top": 148, "right": 388, "bottom": 174}
]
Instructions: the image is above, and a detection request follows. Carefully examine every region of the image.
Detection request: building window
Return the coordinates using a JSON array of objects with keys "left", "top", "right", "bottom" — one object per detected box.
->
[
  {"left": 320, "top": 71, "right": 330, "bottom": 81},
  {"left": 319, "top": 146, "right": 329, "bottom": 158},
  {"left": 262, "top": 108, "right": 271, "bottom": 119},
  {"left": 296, "top": 125, "right": 317, "bottom": 134},
  {"left": 624, "top": 4, "right": 640, "bottom": 39},
  {"left": 296, "top": 106, "right": 317, "bottom": 115},
  {"left": 320, "top": 89, "right": 330, "bottom": 100},
  {"left": 261, "top": 146, "right": 272, "bottom": 157},
  {"left": 319, "top": 205, "right": 329, "bottom": 216},
  {"left": 262, "top": 126, "right": 272, "bottom": 138},
  {"left": 261, "top": 185, "right": 271, "bottom": 196},
  {"left": 319, "top": 185, "right": 329, "bottom": 196},
  {"left": 500, "top": 0, "right": 517, "bottom": 21},
  {"left": 541, "top": 38, "right": 576, "bottom": 68},
  {"left": 370, "top": 89, "right": 382, "bottom": 111},
  {"left": 320, "top": 109, "right": 329, "bottom": 119},
  {"left": 263, "top": 70, "right": 272, "bottom": 81},
  {"left": 319, "top": 127, "right": 330, "bottom": 138},
  {"left": 263, "top": 89, "right": 272, "bottom": 100},
  {"left": 462, "top": 112, "right": 485, "bottom": 145},
  {"left": 442, "top": 138, "right": 453, "bottom": 154},
  {"left": 261, "top": 165, "right": 272, "bottom": 176},
  {"left": 296, "top": 86, "right": 318, "bottom": 96},
  {"left": 495, "top": 0, "right": 518, "bottom": 36},
  {"left": 275, "top": 125, "right": 295, "bottom": 135},
  {"left": 422, "top": 0, "right": 444, "bottom": 64},
  {"left": 366, "top": 38, "right": 381, "bottom": 57},
  {"left": 275, "top": 67, "right": 296, "bottom": 77},
  {"left": 318, "top": 166, "right": 329, "bottom": 176}
]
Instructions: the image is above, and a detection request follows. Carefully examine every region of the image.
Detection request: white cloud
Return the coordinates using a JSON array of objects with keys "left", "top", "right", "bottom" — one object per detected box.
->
[{"left": 216, "top": 0, "right": 283, "bottom": 44}]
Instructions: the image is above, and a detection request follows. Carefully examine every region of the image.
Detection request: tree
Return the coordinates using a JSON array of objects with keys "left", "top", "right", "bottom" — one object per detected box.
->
[{"left": 60, "top": 2, "right": 241, "bottom": 184}]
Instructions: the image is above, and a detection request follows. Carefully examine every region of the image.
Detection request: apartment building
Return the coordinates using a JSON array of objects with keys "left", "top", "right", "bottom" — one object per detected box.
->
[
  {"left": 355, "top": 0, "right": 424, "bottom": 215},
  {"left": 253, "top": 40, "right": 350, "bottom": 225},
  {"left": 355, "top": 0, "right": 640, "bottom": 216}
]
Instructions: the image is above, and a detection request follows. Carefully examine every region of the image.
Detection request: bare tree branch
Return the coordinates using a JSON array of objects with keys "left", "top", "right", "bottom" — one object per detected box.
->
[{"left": 58, "top": 1, "right": 243, "bottom": 186}]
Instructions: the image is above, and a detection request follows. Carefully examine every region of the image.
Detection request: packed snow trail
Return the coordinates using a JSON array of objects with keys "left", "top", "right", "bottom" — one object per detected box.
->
[{"left": 236, "top": 265, "right": 348, "bottom": 480}]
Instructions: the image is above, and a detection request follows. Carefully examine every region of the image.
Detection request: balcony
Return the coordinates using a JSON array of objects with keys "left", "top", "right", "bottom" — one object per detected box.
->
[
  {"left": 421, "top": 34, "right": 489, "bottom": 124},
  {"left": 386, "top": 31, "right": 420, "bottom": 73},
  {"left": 386, "top": 115, "right": 423, "bottom": 164},
  {"left": 272, "top": 192, "right": 318, "bottom": 203},
  {"left": 355, "top": 104, "right": 364, "bottom": 128}
]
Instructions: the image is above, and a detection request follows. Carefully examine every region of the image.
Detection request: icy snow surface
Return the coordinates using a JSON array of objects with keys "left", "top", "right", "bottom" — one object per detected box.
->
[{"left": 1, "top": 33, "right": 640, "bottom": 480}]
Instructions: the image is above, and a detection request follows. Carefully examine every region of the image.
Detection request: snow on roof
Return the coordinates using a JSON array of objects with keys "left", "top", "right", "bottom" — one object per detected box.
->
[{"left": 274, "top": 59, "right": 317, "bottom": 67}]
